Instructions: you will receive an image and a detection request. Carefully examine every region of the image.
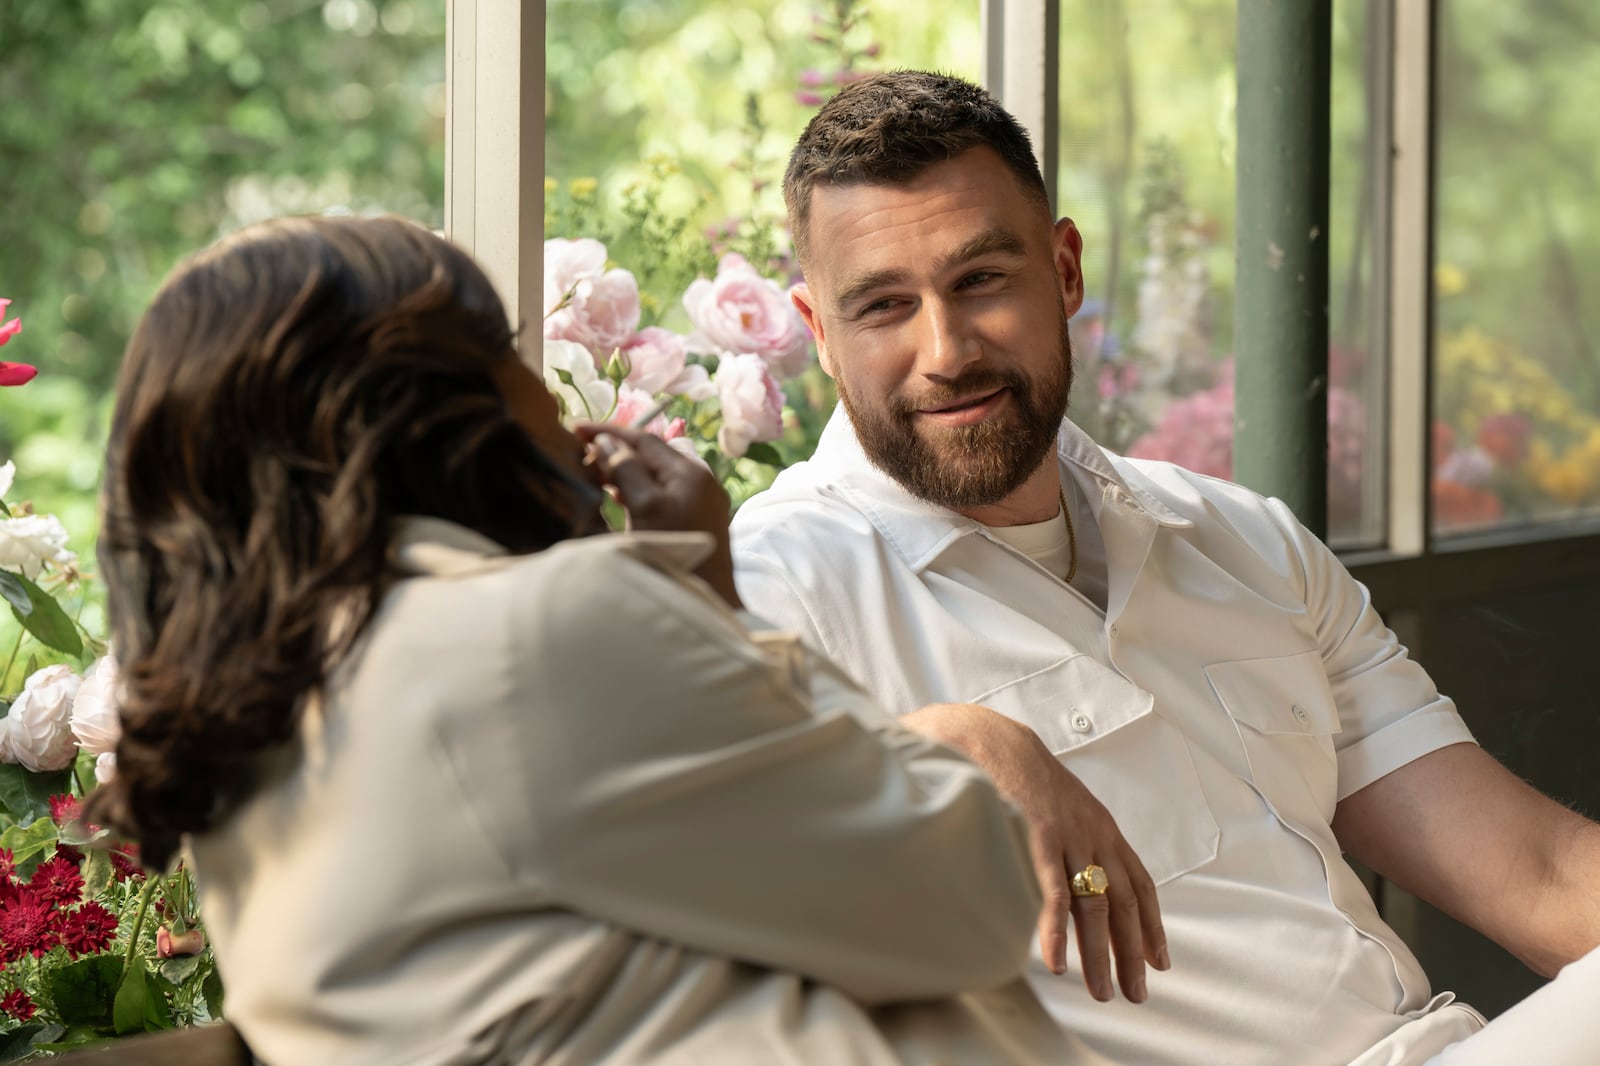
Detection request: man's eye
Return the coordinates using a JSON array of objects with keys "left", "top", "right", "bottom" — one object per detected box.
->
[
  {"left": 859, "top": 298, "right": 897, "bottom": 316},
  {"left": 959, "top": 271, "right": 999, "bottom": 289}
]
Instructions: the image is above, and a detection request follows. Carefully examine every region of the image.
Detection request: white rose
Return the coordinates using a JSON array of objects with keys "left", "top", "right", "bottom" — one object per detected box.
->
[
  {"left": 71, "top": 655, "right": 123, "bottom": 756},
  {"left": 542, "top": 339, "right": 616, "bottom": 422},
  {"left": 0, "top": 513, "right": 75, "bottom": 581},
  {"left": 5, "top": 664, "right": 82, "bottom": 771},
  {"left": 0, "top": 460, "right": 13, "bottom": 500},
  {"left": 95, "top": 752, "right": 117, "bottom": 784}
]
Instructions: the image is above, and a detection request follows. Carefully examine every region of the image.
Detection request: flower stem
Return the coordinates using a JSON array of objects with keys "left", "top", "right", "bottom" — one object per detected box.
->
[
  {"left": 0, "top": 625, "right": 24, "bottom": 692},
  {"left": 121, "top": 875, "right": 160, "bottom": 981}
]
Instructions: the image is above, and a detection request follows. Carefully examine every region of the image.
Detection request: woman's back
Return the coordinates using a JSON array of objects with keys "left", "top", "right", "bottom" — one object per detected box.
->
[{"left": 189, "top": 520, "right": 1072, "bottom": 1065}]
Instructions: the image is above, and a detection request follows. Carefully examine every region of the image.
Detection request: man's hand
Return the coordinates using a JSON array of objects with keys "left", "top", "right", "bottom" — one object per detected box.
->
[
  {"left": 900, "top": 702, "right": 1170, "bottom": 1003},
  {"left": 578, "top": 423, "right": 741, "bottom": 609}
]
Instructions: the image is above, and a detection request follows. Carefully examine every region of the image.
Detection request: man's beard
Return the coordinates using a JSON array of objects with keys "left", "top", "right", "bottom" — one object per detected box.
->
[{"left": 837, "top": 310, "right": 1074, "bottom": 511}]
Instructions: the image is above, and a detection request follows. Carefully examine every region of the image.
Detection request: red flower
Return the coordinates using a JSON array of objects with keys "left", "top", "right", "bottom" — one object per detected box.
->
[
  {"left": 0, "top": 989, "right": 35, "bottom": 1021},
  {"left": 60, "top": 901, "right": 118, "bottom": 958},
  {"left": 0, "top": 849, "right": 15, "bottom": 883},
  {"left": 29, "top": 855, "right": 84, "bottom": 908},
  {"left": 1477, "top": 412, "right": 1532, "bottom": 470},
  {"left": 110, "top": 844, "right": 143, "bottom": 882},
  {"left": 48, "top": 794, "right": 83, "bottom": 828},
  {"left": 0, "top": 299, "right": 33, "bottom": 386},
  {"left": 0, "top": 888, "right": 61, "bottom": 961}
]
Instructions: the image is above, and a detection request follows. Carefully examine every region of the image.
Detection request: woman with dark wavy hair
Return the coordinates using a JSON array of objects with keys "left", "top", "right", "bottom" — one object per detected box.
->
[{"left": 89, "top": 215, "right": 1074, "bottom": 1065}]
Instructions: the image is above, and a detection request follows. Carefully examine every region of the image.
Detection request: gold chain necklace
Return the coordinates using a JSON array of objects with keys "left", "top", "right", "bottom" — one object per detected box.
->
[{"left": 1058, "top": 483, "right": 1078, "bottom": 583}]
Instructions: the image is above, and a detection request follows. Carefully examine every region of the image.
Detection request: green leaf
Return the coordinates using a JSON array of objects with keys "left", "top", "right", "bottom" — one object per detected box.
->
[
  {"left": 202, "top": 966, "right": 226, "bottom": 1021},
  {"left": 157, "top": 954, "right": 203, "bottom": 989},
  {"left": 112, "top": 964, "right": 175, "bottom": 1035},
  {"left": 0, "top": 571, "right": 28, "bottom": 616},
  {"left": 49, "top": 954, "right": 123, "bottom": 1029},
  {"left": 31, "top": 1026, "right": 111, "bottom": 1054},
  {"left": 6, "top": 575, "right": 81, "bottom": 657},
  {"left": 0, "top": 816, "right": 61, "bottom": 879},
  {"left": 0, "top": 764, "right": 73, "bottom": 827},
  {"left": 0, "top": 1023, "right": 52, "bottom": 1063},
  {"left": 742, "top": 442, "right": 786, "bottom": 468}
]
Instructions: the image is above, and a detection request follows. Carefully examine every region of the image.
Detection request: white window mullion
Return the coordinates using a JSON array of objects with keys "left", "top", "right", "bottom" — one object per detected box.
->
[
  {"left": 446, "top": 0, "right": 546, "bottom": 362},
  {"left": 980, "top": 0, "right": 1060, "bottom": 214},
  {"left": 1385, "top": 0, "right": 1433, "bottom": 557}
]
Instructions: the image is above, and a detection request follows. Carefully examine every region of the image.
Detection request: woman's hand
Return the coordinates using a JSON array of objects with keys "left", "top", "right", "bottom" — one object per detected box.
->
[{"left": 577, "top": 423, "right": 741, "bottom": 609}]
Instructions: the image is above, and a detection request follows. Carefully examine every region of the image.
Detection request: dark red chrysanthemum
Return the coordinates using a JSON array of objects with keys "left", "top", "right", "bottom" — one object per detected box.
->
[
  {"left": 54, "top": 844, "right": 84, "bottom": 866},
  {"left": 0, "top": 849, "right": 14, "bottom": 883},
  {"left": 47, "top": 794, "right": 82, "bottom": 828},
  {"left": 0, "top": 889, "right": 60, "bottom": 962},
  {"left": 110, "top": 844, "right": 143, "bottom": 882},
  {"left": 60, "top": 901, "right": 118, "bottom": 958},
  {"left": 29, "top": 856, "right": 84, "bottom": 909},
  {"left": 0, "top": 989, "right": 35, "bottom": 1021}
]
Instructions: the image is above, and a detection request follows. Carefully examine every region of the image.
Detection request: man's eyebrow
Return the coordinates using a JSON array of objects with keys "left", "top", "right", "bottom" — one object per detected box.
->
[
  {"left": 833, "top": 267, "right": 907, "bottom": 313},
  {"left": 832, "top": 228, "right": 1029, "bottom": 313},
  {"left": 934, "top": 229, "right": 1028, "bottom": 274}
]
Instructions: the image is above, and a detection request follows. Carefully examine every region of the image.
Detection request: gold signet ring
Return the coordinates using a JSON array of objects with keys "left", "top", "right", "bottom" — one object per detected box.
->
[{"left": 1070, "top": 864, "right": 1110, "bottom": 897}]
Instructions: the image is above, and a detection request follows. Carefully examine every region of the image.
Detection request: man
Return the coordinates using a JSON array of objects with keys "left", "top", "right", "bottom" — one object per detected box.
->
[{"left": 731, "top": 70, "right": 1600, "bottom": 1065}]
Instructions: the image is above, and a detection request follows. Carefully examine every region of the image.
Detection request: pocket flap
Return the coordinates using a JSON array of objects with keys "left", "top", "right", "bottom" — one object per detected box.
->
[
  {"left": 970, "top": 654, "right": 1154, "bottom": 755},
  {"left": 1205, "top": 650, "right": 1341, "bottom": 737}
]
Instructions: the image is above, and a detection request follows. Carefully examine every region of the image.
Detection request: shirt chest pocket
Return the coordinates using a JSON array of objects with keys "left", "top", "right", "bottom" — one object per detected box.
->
[
  {"left": 971, "top": 655, "right": 1220, "bottom": 886},
  {"left": 1204, "top": 650, "right": 1342, "bottom": 825}
]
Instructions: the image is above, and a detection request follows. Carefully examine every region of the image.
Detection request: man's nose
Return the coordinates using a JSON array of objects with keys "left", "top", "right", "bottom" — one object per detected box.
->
[{"left": 916, "top": 301, "right": 981, "bottom": 381}]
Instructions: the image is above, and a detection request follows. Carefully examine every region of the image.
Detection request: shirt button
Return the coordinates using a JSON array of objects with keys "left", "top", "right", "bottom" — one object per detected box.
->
[
  {"left": 1291, "top": 704, "right": 1309, "bottom": 724},
  {"left": 1071, "top": 713, "right": 1093, "bottom": 734}
]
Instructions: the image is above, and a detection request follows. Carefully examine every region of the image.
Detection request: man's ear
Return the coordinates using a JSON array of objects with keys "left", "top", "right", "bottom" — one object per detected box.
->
[
  {"left": 1052, "top": 217, "right": 1086, "bottom": 318},
  {"left": 791, "top": 283, "right": 836, "bottom": 378}
]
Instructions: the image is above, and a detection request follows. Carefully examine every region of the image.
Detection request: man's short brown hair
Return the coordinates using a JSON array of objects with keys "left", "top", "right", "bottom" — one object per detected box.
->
[{"left": 783, "top": 70, "right": 1051, "bottom": 267}]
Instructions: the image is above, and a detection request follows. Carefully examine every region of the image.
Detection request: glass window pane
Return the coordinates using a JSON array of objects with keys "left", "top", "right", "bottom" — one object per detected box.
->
[
  {"left": 1431, "top": 1, "right": 1600, "bottom": 536},
  {"left": 0, "top": 0, "right": 446, "bottom": 649},
  {"left": 1059, "top": 0, "right": 1385, "bottom": 546},
  {"left": 543, "top": 0, "right": 977, "bottom": 506}
]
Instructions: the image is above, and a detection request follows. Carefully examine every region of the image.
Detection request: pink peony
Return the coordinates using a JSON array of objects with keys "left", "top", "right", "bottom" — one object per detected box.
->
[
  {"left": 620, "top": 327, "right": 689, "bottom": 395},
  {"left": 715, "top": 353, "right": 785, "bottom": 459},
  {"left": 543, "top": 239, "right": 641, "bottom": 361},
  {"left": 683, "top": 254, "right": 812, "bottom": 378}
]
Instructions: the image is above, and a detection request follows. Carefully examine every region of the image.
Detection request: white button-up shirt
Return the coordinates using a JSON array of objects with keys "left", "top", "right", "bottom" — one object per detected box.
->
[{"left": 732, "top": 412, "right": 1485, "bottom": 1065}]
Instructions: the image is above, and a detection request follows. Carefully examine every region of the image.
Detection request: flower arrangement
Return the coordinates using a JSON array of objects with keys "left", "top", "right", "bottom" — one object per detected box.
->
[
  {"left": 0, "top": 460, "right": 219, "bottom": 1057},
  {"left": 541, "top": 230, "right": 820, "bottom": 504}
]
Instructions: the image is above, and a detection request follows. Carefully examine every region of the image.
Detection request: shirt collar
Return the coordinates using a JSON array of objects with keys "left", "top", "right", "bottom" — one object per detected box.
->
[{"left": 812, "top": 406, "right": 1191, "bottom": 574}]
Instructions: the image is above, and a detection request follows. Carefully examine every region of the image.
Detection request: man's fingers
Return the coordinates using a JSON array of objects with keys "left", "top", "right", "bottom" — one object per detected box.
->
[
  {"left": 1070, "top": 893, "right": 1115, "bottom": 1002},
  {"left": 1104, "top": 863, "right": 1149, "bottom": 1003},
  {"left": 1127, "top": 857, "right": 1170, "bottom": 971}
]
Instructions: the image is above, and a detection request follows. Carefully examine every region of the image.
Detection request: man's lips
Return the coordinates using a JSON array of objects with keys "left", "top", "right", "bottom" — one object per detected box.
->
[{"left": 917, "top": 387, "right": 1009, "bottom": 426}]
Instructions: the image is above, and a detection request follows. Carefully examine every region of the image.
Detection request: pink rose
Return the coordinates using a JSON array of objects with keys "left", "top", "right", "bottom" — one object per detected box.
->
[
  {"left": 70, "top": 655, "right": 122, "bottom": 756},
  {"left": 157, "top": 926, "right": 206, "bottom": 958},
  {"left": 543, "top": 238, "right": 641, "bottom": 360},
  {"left": 621, "top": 327, "right": 688, "bottom": 394},
  {"left": 715, "top": 353, "right": 784, "bottom": 459},
  {"left": 683, "top": 254, "right": 812, "bottom": 378},
  {"left": 667, "top": 363, "right": 716, "bottom": 403}
]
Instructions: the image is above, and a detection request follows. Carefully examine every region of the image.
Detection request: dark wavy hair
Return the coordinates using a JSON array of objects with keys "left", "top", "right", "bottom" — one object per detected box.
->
[
  {"left": 88, "top": 215, "right": 593, "bottom": 869},
  {"left": 783, "top": 70, "right": 1051, "bottom": 267}
]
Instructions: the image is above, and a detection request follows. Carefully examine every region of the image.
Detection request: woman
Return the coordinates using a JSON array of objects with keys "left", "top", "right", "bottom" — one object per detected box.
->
[{"left": 89, "top": 216, "right": 1081, "bottom": 1065}]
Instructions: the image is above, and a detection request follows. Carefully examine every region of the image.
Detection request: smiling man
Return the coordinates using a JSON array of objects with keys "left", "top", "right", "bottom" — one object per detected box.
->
[{"left": 730, "top": 70, "right": 1600, "bottom": 1065}]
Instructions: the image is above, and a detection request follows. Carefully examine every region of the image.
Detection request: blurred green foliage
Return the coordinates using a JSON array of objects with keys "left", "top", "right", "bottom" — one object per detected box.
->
[{"left": 0, "top": 0, "right": 447, "bottom": 644}]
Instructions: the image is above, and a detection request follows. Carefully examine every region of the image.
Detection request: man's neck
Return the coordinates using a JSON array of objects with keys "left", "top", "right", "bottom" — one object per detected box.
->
[{"left": 956, "top": 459, "right": 1062, "bottom": 527}]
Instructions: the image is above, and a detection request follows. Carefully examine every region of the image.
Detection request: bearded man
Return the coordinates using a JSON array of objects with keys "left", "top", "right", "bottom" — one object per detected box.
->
[{"left": 731, "top": 70, "right": 1600, "bottom": 1066}]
